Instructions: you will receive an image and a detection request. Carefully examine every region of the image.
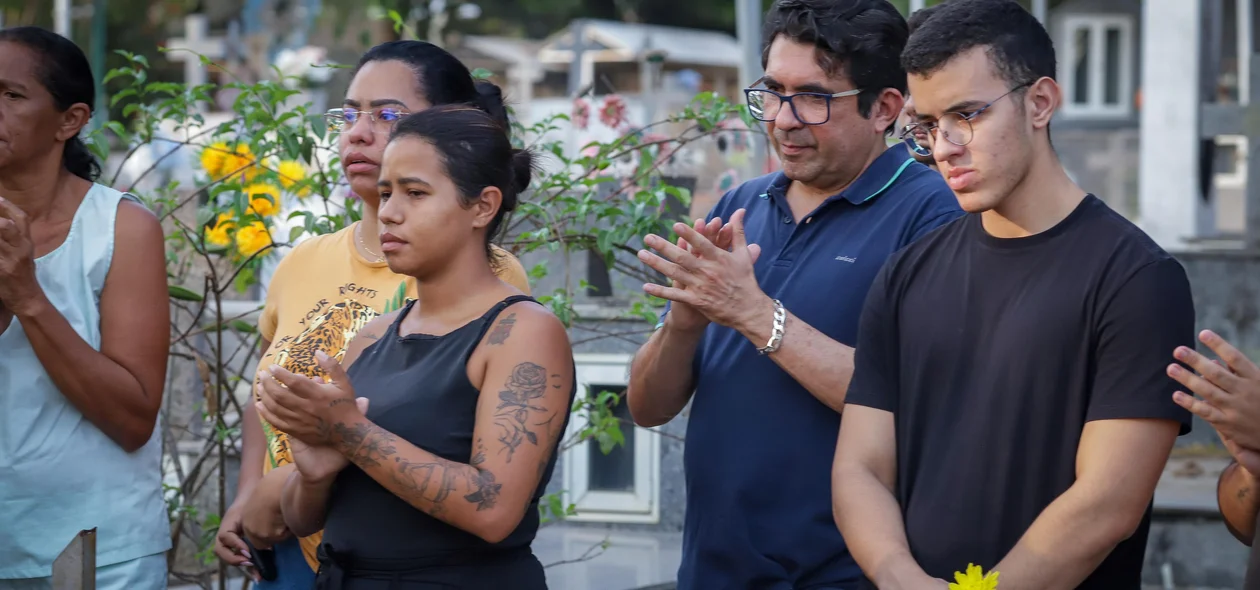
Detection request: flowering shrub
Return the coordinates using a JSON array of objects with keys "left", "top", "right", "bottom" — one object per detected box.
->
[{"left": 92, "top": 46, "right": 753, "bottom": 586}]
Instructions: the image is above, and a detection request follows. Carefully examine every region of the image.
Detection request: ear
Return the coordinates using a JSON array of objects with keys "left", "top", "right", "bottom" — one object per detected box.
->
[
  {"left": 1025, "top": 77, "right": 1060, "bottom": 131},
  {"left": 470, "top": 185, "right": 503, "bottom": 231},
  {"left": 867, "top": 88, "right": 905, "bottom": 136},
  {"left": 55, "top": 102, "right": 92, "bottom": 143}
]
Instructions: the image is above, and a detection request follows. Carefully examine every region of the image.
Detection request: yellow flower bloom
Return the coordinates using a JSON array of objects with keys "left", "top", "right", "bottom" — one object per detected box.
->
[
  {"left": 245, "top": 183, "right": 282, "bottom": 217},
  {"left": 234, "top": 143, "right": 265, "bottom": 182},
  {"left": 950, "top": 564, "right": 999, "bottom": 590},
  {"left": 235, "top": 221, "right": 272, "bottom": 258},
  {"left": 276, "top": 160, "right": 310, "bottom": 198},
  {"left": 205, "top": 212, "right": 235, "bottom": 247},
  {"left": 200, "top": 142, "right": 231, "bottom": 179}
]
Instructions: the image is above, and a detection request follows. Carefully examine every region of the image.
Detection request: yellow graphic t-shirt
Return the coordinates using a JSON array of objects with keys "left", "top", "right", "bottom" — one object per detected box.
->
[{"left": 254, "top": 221, "right": 531, "bottom": 570}]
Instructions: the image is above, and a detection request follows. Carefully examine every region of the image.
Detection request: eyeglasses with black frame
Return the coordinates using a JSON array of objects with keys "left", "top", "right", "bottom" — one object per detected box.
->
[
  {"left": 743, "top": 80, "right": 864, "bottom": 126},
  {"left": 899, "top": 81, "right": 1034, "bottom": 156},
  {"left": 324, "top": 107, "right": 411, "bottom": 134}
]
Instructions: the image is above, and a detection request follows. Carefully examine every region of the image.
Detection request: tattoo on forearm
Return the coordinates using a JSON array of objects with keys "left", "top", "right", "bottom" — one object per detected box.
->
[
  {"left": 464, "top": 468, "right": 503, "bottom": 511},
  {"left": 393, "top": 458, "right": 460, "bottom": 517},
  {"left": 328, "top": 398, "right": 356, "bottom": 409},
  {"left": 1239, "top": 485, "right": 1251, "bottom": 503},
  {"left": 462, "top": 438, "right": 502, "bottom": 510},
  {"left": 335, "top": 422, "right": 397, "bottom": 468},
  {"left": 486, "top": 313, "right": 517, "bottom": 346},
  {"left": 471, "top": 438, "right": 488, "bottom": 467},
  {"left": 494, "top": 362, "right": 550, "bottom": 463}
]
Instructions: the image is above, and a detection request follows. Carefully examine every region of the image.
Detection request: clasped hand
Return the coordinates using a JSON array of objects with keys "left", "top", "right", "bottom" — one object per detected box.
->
[
  {"left": 256, "top": 350, "right": 368, "bottom": 481},
  {"left": 637, "top": 208, "right": 766, "bottom": 331},
  {"left": 0, "top": 197, "right": 47, "bottom": 322}
]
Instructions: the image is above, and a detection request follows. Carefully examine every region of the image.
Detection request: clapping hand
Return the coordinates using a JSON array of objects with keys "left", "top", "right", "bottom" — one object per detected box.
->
[
  {"left": 638, "top": 208, "right": 766, "bottom": 332},
  {"left": 652, "top": 216, "right": 737, "bottom": 332},
  {"left": 1168, "top": 330, "right": 1260, "bottom": 474}
]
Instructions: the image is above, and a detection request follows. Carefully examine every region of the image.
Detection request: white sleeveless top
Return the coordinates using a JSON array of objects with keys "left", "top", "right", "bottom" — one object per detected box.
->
[{"left": 0, "top": 184, "right": 170, "bottom": 578}]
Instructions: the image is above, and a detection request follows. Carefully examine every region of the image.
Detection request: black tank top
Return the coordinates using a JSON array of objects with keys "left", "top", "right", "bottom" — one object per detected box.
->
[{"left": 323, "top": 295, "right": 572, "bottom": 565}]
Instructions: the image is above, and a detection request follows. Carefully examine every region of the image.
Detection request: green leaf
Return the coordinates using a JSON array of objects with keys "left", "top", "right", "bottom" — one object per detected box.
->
[
  {"left": 234, "top": 267, "right": 256, "bottom": 294},
  {"left": 168, "top": 285, "right": 204, "bottom": 301},
  {"left": 282, "top": 133, "right": 301, "bottom": 160},
  {"left": 289, "top": 226, "right": 306, "bottom": 243},
  {"left": 231, "top": 320, "right": 257, "bottom": 333},
  {"left": 102, "top": 68, "right": 131, "bottom": 85},
  {"left": 301, "top": 136, "right": 315, "bottom": 163},
  {"left": 110, "top": 88, "right": 137, "bottom": 108},
  {"left": 471, "top": 68, "right": 494, "bottom": 80}
]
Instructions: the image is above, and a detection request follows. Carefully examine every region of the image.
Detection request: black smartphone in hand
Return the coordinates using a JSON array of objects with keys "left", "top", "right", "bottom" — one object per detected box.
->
[{"left": 241, "top": 536, "right": 279, "bottom": 582}]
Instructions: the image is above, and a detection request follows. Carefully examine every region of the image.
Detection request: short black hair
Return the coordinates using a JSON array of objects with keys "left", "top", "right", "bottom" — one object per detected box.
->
[
  {"left": 761, "top": 0, "right": 909, "bottom": 120},
  {"left": 902, "top": 0, "right": 1055, "bottom": 89},
  {"left": 0, "top": 27, "right": 99, "bottom": 182},
  {"left": 906, "top": 5, "right": 940, "bottom": 34}
]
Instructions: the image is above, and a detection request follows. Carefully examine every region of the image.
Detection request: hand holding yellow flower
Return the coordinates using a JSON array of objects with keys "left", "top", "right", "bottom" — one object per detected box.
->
[{"left": 950, "top": 564, "right": 999, "bottom": 590}]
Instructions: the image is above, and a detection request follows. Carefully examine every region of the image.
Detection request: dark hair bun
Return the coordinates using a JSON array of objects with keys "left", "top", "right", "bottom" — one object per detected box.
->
[
  {"left": 507, "top": 148, "right": 535, "bottom": 209},
  {"left": 473, "top": 81, "right": 511, "bottom": 131}
]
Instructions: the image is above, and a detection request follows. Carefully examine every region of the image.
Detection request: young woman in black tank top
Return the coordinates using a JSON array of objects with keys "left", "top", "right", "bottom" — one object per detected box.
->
[{"left": 255, "top": 105, "right": 575, "bottom": 589}]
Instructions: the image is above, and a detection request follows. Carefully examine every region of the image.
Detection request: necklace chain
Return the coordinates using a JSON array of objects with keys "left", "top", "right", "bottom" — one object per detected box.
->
[{"left": 356, "top": 223, "right": 385, "bottom": 262}]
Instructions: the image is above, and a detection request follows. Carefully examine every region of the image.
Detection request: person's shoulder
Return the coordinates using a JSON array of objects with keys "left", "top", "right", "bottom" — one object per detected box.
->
[
  {"left": 1079, "top": 195, "right": 1184, "bottom": 272},
  {"left": 498, "top": 297, "right": 570, "bottom": 342},
  {"left": 490, "top": 244, "right": 532, "bottom": 293},
  {"left": 267, "top": 225, "right": 354, "bottom": 291},
  {"left": 882, "top": 210, "right": 972, "bottom": 279},
  {"left": 888, "top": 162, "right": 963, "bottom": 215},
  {"left": 114, "top": 194, "right": 162, "bottom": 234},
  {"left": 288, "top": 225, "right": 355, "bottom": 260}
]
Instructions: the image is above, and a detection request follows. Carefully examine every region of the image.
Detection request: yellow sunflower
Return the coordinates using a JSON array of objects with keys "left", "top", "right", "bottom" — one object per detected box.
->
[
  {"left": 276, "top": 160, "right": 308, "bottom": 196},
  {"left": 204, "top": 212, "right": 235, "bottom": 247},
  {"left": 950, "top": 564, "right": 999, "bottom": 590},
  {"left": 235, "top": 221, "right": 273, "bottom": 258},
  {"left": 245, "top": 183, "right": 282, "bottom": 217}
]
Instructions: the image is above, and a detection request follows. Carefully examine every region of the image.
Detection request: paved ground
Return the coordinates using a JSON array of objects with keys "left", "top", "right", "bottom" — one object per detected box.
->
[{"left": 172, "top": 456, "right": 1242, "bottom": 590}]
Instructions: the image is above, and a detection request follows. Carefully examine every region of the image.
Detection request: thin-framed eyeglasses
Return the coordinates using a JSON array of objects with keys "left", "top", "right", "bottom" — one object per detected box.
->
[
  {"left": 324, "top": 107, "right": 410, "bottom": 134},
  {"left": 899, "top": 81, "right": 1033, "bottom": 156},
  {"left": 743, "top": 79, "right": 864, "bottom": 126}
]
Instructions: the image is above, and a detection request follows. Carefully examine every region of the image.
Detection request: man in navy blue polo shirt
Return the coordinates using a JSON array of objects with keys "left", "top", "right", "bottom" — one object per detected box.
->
[{"left": 625, "top": 1, "right": 961, "bottom": 588}]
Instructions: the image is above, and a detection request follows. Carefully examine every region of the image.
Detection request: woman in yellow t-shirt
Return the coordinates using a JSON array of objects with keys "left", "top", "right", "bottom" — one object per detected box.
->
[{"left": 212, "top": 41, "right": 531, "bottom": 587}]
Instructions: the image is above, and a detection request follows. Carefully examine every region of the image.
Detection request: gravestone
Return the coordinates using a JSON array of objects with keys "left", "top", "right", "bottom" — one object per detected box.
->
[
  {"left": 51, "top": 529, "right": 95, "bottom": 590},
  {"left": 166, "top": 14, "right": 227, "bottom": 105},
  {"left": 1201, "top": 56, "right": 1260, "bottom": 250}
]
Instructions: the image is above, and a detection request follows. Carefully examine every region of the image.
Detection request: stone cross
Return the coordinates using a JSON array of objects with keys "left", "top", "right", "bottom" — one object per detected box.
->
[{"left": 166, "top": 14, "right": 227, "bottom": 92}]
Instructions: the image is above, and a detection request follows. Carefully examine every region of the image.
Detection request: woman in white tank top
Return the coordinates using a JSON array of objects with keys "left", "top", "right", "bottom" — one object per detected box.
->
[{"left": 0, "top": 27, "right": 171, "bottom": 589}]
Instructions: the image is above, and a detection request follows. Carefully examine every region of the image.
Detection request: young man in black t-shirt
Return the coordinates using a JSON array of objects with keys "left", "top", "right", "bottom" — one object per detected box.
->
[{"left": 832, "top": 1, "right": 1196, "bottom": 589}]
